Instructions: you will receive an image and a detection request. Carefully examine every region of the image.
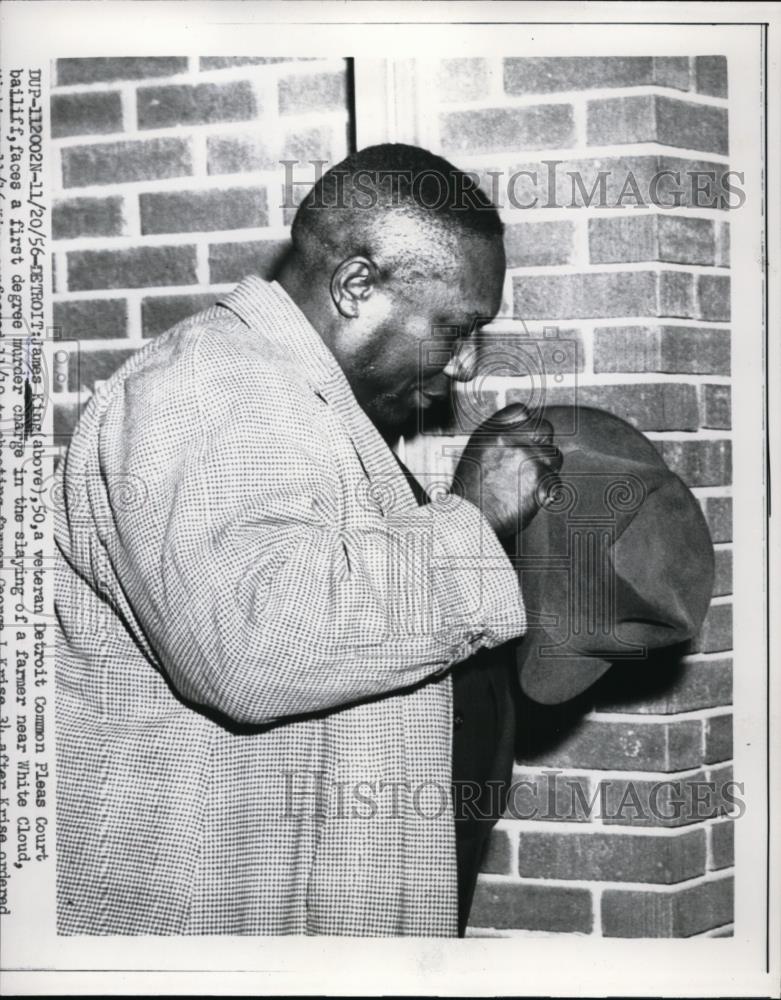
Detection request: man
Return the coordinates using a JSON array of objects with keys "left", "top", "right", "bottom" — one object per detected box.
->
[{"left": 55, "top": 143, "right": 559, "bottom": 936}]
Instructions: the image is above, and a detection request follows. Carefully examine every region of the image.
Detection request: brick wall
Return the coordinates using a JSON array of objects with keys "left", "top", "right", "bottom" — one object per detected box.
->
[
  {"left": 402, "top": 55, "right": 734, "bottom": 938},
  {"left": 50, "top": 54, "right": 734, "bottom": 939},
  {"left": 50, "top": 55, "right": 350, "bottom": 441}
]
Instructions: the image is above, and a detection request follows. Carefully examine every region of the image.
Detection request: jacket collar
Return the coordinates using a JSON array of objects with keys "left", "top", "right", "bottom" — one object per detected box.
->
[
  {"left": 218, "top": 275, "right": 417, "bottom": 512},
  {"left": 218, "top": 274, "right": 341, "bottom": 394}
]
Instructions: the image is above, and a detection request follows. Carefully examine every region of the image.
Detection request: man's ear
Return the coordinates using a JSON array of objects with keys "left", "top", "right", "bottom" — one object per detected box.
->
[{"left": 330, "top": 256, "right": 377, "bottom": 319}]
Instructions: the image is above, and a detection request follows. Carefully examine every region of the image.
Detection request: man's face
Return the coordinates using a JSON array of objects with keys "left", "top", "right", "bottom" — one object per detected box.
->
[{"left": 344, "top": 237, "right": 506, "bottom": 439}]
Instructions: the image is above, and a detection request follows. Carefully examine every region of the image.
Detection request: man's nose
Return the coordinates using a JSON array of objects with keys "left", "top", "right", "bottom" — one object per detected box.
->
[{"left": 443, "top": 341, "right": 480, "bottom": 383}]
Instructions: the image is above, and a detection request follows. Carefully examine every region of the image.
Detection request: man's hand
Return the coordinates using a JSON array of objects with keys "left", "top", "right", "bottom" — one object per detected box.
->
[{"left": 452, "top": 403, "right": 563, "bottom": 538}]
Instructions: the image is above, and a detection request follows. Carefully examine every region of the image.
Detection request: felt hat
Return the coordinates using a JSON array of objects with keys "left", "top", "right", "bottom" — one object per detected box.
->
[{"left": 500, "top": 405, "right": 715, "bottom": 704}]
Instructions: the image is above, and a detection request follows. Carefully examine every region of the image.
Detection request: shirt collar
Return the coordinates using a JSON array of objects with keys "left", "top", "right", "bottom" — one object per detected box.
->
[{"left": 217, "top": 274, "right": 342, "bottom": 393}]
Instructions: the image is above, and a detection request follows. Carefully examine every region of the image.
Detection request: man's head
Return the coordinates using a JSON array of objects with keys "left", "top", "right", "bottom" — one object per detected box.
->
[{"left": 279, "top": 143, "right": 506, "bottom": 439}]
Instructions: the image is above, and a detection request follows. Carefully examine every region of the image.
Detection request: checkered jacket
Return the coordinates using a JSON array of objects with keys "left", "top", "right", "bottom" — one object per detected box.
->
[{"left": 55, "top": 275, "right": 526, "bottom": 936}]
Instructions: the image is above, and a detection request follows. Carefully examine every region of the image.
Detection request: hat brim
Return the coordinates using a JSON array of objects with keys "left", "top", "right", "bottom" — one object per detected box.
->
[{"left": 516, "top": 629, "right": 614, "bottom": 705}]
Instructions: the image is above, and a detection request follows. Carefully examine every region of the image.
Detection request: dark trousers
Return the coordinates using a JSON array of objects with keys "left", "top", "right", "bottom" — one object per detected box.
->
[{"left": 452, "top": 646, "right": 516, "bottom": 936}]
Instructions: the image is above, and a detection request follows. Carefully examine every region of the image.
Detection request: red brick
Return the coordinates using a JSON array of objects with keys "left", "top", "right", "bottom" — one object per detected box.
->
[
  {"left": 477, "top": 157, "right": 585, "bottom": 208},
  {"left": 504, "top": 220, "right": 574, "bottom": 267},
  {"left": 588, "top": 216, "right": 716, "bottom": 265},
  {"left": 480, "top": 828, "right": 512, "bottom": 875},
  {"left": 587, "top": 96, "right": 728, "bottom": 156},
  {"left": 522, "top": 718, "right": 702, "bottom": 772},
  {"left": 659, "top": 271, "right": 695, "bottom": 317},
  {"left": 57, "top": 57, "right": 187, "bottom": 85},
  {"left": 692, "top": 603, "right": 733, "bottom": 654},
  {"left": 695, "top": 56, "right": 728, "bottom": 98},
  {"left": 706, "top": 766, "right": 738, "bottom": 818},
  {"left": 667, "top": 718, "right": 709, "bottom": 770},
  {"left": 593, "top": 325, "right": 730, "bottom": 375},
  {"left": 701, "top": 384, "right": 731, "bottom": 429},
  {"left": 52, "top": 196, "right": 124, "bottom": 240},
  {"left": 141, "top": 294, "right": 217, "bottom": 338},
  {"left": 658, "top": 156, "right": 737, "bottom": 210},
  {"left": 709, "top": 925, "right": 734, "bottom": 937},
  {"left": 703, "top": 497, "right": 732, "bottom": 542},
  {"left": 698, "top": 274, "right": 731, "bottom": 321},
  {"left": 207, "top": 134, "right": 275, "bottom": 174},
  {"left": 441, "top": 104, "right": 574, "bottom": 155},
  {"left": 139, "top": 187, "right": 268, "bottom": 235},
  {"left": 658, "top": 439, "right": 731, "bottom": 487},
  {"left": 704, "top": 714, "right": 733, "bottom": 764},
  {"left": 514, "top": 271, "right": 700, "bottom": 320},
  {"left": 208, "top": 239, "right": 289, "bottom": 284},
  {"left": 138, "top": 81, "right": 257, "bottom": 129},
  {"left": 67, "top": 245, "right": 197, "bottom": 291},
  {"left": 480, "top": 155, "right": 734, "bottom": 210},
  {"left": 709, "top": 819, "right": 734, "bottom": 870},
  {"left": 475, "top": 328, "right": 583, "bottom": 378},
  {"left": 507, "top": 382, "right": 699, "bottom": 431},
  {"left": 602, "top": 875, "right": 733, "bottom": 936},
  {"left": 68, "top": 346, "right": 138, "bottom": 392},
  {"left": 280, "top": 173, "right": 313, "bottom": 227},
  {"left": 51, "top": 91, "right": 123, "bottom": 139},
  {"left": 469, "top": 881, "right": 593, "bottom": 932},
  {"left": 503, "top": 56, "right": 690, "bottom": 94},
  {"left": 517, "top": 828, "right": 705, "bottom": 883},
  {"left": 594, "top": 658, "right": 732, "bottom": 715},
  {"left": 602, "top": 770, "right": 727, "bottom": 828},
  {"left": 278, "top": 71, "right": 346, "bottom": 115},
  {"left": 706, "top": 763, "right": 739, "bottom": 817},
  {"left": 53, "top": 298, "right": 127, "bottom": 341},
  {"left": 587, "top": 94, "right": 656, "bottom": 146},
  {"left": 61, "top": 137, "right": 192, "bottom": 188},
  {"left": 712, "top": 549, "right": 733, "bottom": 596},
  {"left": 515, "top": 271, "right": 649, "bottom": 319},
  {"left": 655, "top": 97, "right": 729, "bottom": 155},
  {"left": 199, "top": 57, "right": 294, "bottom": 70},
  {"left": 716, "top": 221, "right": 731, "bottom": 267},
  {"left": 438, "top": 58, "right": 491, "bottom": 101},
  {"left": 652, "top": 58, "right": 693, "bottom": 92},
  {"left": 588, "top": 216, "right": 655, "bottom": 264},
  {"left": 209, "top": 126, "right": 339, "bottom": 176},
  {"left": 282, "top": 124, "right": 341, "bottom": 165},
  {"left": 504, "top": 770, "right": 594, "bottom": 823}
]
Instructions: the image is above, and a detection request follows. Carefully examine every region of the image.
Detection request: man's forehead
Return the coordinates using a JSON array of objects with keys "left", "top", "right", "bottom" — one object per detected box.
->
[{"left": 389, "top": 225, "right": 504, "bottom": 319}]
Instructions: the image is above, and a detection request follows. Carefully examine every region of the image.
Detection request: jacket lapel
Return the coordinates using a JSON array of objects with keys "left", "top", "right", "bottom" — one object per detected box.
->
[{"left": 219, "top": 275, "right": 418, "bottom": 516}]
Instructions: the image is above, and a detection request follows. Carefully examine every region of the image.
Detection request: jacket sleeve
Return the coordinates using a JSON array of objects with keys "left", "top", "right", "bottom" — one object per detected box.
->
[{"left": 105, "top": 354, "right": 526, "bottom": 725}]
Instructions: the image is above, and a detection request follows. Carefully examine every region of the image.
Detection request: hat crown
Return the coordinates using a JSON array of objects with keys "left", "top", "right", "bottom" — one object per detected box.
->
[{"left": 497, "top": 406, "right": 715, "bottom": 704}]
